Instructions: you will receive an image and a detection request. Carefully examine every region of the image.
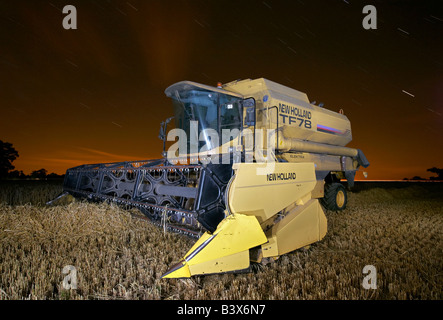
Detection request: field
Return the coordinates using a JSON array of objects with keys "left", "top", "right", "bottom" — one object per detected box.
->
[{"left": 0, "top": 180, "right": 442, "bottom": 300}]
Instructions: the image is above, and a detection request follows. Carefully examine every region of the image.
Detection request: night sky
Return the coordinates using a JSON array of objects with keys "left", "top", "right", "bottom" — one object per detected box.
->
[{"left": 0, "top": 0, "right": 442, "bottom": 180}]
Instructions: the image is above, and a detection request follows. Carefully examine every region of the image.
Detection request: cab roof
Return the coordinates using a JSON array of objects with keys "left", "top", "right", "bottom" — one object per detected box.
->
[{"left": 165, "top": 81, "right": 244, "bottom": 99}]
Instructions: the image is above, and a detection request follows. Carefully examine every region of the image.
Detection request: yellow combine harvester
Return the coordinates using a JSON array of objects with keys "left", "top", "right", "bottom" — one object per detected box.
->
[
  {"left": 161, "top": 78, "right": 369, "bottom": 278},
  {"left": 61, "top": 78, "right": 369, "bottom": 278}
]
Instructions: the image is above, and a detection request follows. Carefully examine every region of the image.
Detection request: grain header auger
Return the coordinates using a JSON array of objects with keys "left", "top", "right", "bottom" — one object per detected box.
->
[{"left": 60, "top": 78, "right": 369, "bottom": 278}]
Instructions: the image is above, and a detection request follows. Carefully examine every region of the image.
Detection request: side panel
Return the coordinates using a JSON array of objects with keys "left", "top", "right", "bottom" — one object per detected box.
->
[
  {"left": 262, "top": 198, "right": 327, "bottom": 257},
  {"left": 280, "top": 152, "right": 358, "bottom": 188},
  {"left": 189, "top": 250, "right": 250, "bottom": 276},
  {"left": 228, "top": 162, "right": 317, "bottom": 223}
]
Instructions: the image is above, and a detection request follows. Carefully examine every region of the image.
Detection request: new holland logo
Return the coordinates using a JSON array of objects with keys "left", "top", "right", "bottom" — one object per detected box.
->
[{"left": 266, "top": 172, "right": 297, "bottom": 182}]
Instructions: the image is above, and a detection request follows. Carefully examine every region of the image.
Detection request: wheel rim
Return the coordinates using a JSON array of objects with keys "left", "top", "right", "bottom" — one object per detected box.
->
[{"left": 336, "top": 190, "right": 345, "bottom": 208}]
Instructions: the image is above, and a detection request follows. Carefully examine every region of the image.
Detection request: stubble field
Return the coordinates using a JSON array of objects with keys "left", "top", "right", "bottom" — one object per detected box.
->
[{"left": 0, "top": 180, "right": 442, "bottom": 300}]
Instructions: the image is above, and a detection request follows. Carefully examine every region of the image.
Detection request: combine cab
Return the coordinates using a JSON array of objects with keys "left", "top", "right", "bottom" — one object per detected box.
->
[{"left": 60, "top": 78, "right": 369, "bottom": 278}]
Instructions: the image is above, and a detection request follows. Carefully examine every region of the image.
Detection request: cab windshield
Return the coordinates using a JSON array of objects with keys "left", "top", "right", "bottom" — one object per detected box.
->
[{"left": 171, "top": 89, "right": 242, "bottom": 152}]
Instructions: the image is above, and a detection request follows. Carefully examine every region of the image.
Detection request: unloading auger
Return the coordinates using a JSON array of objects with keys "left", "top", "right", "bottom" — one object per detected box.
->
[{"left": 60, "top": 78, "right": 369, "bottom": 278}]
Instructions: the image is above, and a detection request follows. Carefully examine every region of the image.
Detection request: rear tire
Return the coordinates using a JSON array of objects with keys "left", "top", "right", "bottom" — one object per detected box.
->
[{"left": 321, "top": 182, "right": 347, "bottom": 211}]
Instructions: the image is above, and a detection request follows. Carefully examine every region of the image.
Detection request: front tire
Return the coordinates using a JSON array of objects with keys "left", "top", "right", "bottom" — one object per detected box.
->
[{"left": 321, "top": 182, "right": 347, "bottom": 211}]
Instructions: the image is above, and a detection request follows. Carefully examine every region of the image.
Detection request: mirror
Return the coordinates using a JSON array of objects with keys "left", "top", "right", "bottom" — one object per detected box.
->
[{"left": 243, "top": 98, "right": 255, "bottom": 126}]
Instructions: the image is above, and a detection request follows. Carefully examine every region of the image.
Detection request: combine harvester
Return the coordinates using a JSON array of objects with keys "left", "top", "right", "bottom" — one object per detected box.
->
[{"left": 60, "top": 78, "right": 369, "bottom": 278}]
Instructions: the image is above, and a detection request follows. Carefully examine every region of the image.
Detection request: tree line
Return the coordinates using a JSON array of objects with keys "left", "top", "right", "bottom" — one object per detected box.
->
[
  {"left": 403, "top": 167, "right": 443, "bottom": 181},
  {"left": 7, "top": 168, "right": 65, "bottom": 180},
  {"left": 1, "top": 140, "right": 64, "bottom": 180}
]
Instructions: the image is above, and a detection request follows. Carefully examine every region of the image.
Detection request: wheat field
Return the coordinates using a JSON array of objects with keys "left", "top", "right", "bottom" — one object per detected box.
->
[{"left": 0, "top": 181, "right": 441, "bottom": 300}]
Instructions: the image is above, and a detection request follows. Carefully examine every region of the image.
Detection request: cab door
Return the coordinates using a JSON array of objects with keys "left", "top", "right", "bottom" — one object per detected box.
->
[{"left": 241, "top": 98, "right": 256, "bottom": 162}]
